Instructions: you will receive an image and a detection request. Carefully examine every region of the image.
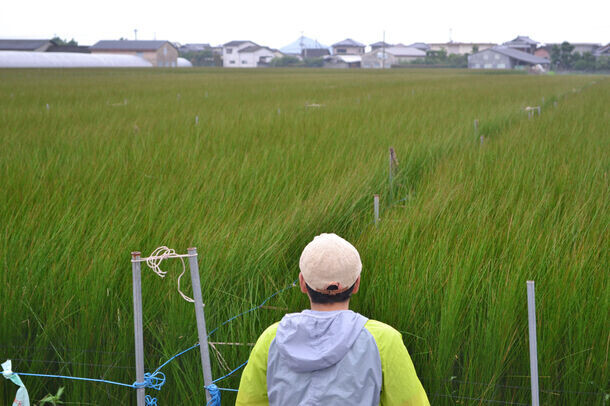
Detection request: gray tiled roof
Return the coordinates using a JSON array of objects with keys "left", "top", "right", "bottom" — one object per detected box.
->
[
  {"left": 224, "top": 40, "right": 256, "bottom": 47},
  {"left": 492, "top": 46, "right": 549, "bottom": 64},
  {"left": 91, "top": 40, "right": 173, "bottom": 51},
  {"left": 332, "top": 38, "right": 365, "bottom": 48},
  {"left": 239, "top": 45, "right": 266, "bottom": 53},
  {"left": 0, "top": 39, "right": 55, "bottom": 50},
  {"left": 504, "top": 36, "right": 538, "bottom": 46},
  {"left": 407, "top": 42, "right": 430, "bottom": 50},
  {"left": 370, "top": 41, "right": 392, "bottom": 47}
]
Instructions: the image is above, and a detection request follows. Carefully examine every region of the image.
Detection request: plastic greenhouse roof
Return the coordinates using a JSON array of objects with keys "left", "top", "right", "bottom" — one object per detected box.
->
[
  {"left": 177, "top": 57, "right": 193, "bottom": 67},
  {"left": 0, "top": 51, "right": 153, "bottom": 68}
]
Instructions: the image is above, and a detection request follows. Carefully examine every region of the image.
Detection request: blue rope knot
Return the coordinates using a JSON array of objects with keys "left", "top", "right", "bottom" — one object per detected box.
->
[
  {"left": 204, "top": 383, "right": 221, "bottom": 406},
  {"left": 132, "top": 371, "right": 166, "bottom": 391},
  {"left": 145, "top": 395, "right": 158, "bottom": 406}
]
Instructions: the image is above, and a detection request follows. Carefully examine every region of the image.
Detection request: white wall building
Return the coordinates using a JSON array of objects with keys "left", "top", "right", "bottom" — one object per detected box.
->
[
  {"left": 222, "top": 41, "right": 255, "bottom": 67},
  {"left": 362, "top": 46, "right": 426, "bottom": 68}
]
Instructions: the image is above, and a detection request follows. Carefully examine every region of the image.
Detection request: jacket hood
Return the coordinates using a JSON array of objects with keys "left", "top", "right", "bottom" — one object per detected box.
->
[{"left": 274, "top": 310, "right": 368, "bottom": 373}]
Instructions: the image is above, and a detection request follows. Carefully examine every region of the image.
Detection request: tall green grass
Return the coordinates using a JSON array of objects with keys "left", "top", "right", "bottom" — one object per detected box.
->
[{"left": 0, "top": 68, "right": 607, "bottom": 405}]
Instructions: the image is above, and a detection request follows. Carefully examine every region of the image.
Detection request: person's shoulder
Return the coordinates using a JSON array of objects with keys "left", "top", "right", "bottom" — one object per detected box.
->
[
  {"left": 364, "top": 319, "right": 402, "bottom": 339},
  {"left": 256, "top": 321, "right": 280, "bottom": 345}
]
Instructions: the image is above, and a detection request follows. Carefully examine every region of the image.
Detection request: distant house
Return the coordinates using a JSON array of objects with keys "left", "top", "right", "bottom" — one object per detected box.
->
[
  {"left": 407, "top": 42, "right": 430, "bottom": 52},
  {"left": 331, "top": 39, "right": 366, "bottom": 55},
  {"left": 0, "top": 39, "right": 56, "bottom": 52},
  {"left": 542, "top": 43, "right": 601, "bottom": 55},
  {"left": 370, "top": 41, "right": 393, "bottom": 51},
  {"left": 46, "top": 45, "right": 90, "bottom": 53},
  {"left": 594, "top": 44, "right": 610, "bottom": 57},
  {"left": 503, "top": 36, "right": 538, "bottom": 54},
  {"left": 237, "top": 45, "right": 276, "bottom": 67},
  {"left": 90, "top": 40, "right": 178, "bottom": 67},
  {"left": 280, "top": 36, "right": 329, "bottom": 57},
  {"left": 428, "top": 42, "right": 496, "bottom": 55},
  {"left": 362, "top": 46, "right": 426, "bottom": 68},
  {"left": 534, "top": 47, "right": 550, "bottom": 59},
  {"left": 302, "top": 48, "right": 330, "bottom": 58},
  {"left": 179, "top": 43, "right": 211, "bottom": 53},
  {"left": 468, "top": 46, "right": 550, "bottom": 70},
  {"left": 222, "top": 41, "right": 256, "bottom": 67},
  {"left": 323, "top": 54, "right": 361, "bottom": 68}
]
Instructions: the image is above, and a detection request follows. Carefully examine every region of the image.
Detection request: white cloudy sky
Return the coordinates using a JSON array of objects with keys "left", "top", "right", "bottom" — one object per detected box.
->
[{"left": 1, "top": 0, "right": 608, "bottom": 48}]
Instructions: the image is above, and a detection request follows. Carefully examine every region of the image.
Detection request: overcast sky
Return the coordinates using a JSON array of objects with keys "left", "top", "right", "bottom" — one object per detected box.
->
[{"left": 1, "top": 0, "right": 608, "bottom": 48}]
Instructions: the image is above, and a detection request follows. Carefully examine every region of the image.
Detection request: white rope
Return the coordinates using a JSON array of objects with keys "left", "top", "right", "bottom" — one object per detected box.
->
[{"left": 143, "top": 246, "right": 194, "bottom": 303}]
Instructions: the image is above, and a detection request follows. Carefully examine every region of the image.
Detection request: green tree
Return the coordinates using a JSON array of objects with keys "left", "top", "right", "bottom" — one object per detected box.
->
[
  {"left": 179, "top": 50, "right": 220, "bottom": 67},
  {"left": 51, "top": 36, "right": 78, "bottom": 46},
  {"left": 270, "top": 56, "right": 302, "bottom": 67}
]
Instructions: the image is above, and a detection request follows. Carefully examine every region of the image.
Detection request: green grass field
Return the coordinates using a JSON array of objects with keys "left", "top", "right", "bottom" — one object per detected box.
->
[{"left": 1, "top": 68, "right": 608, "bottom": 405}]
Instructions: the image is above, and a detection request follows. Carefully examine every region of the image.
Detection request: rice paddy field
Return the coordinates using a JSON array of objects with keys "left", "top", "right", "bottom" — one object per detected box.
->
[{"left": 1, "top": 68, "right": 608, "bottom": 405}]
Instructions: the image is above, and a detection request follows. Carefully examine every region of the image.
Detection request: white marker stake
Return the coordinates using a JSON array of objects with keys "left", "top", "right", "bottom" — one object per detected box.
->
[
  {"left": 527, "top": 281, "right": 540, "bottom": 406},
  {"left": 187, "top": 248, "right": 213, "bottom": 404},
  {"left": 195, "top": 116, "right": 199, "bottom": 125},
  {"left": 46, "top": 104, "right": 50, "bottom": 110},
  {"left": 374, "top": 194, "right": 380, "bottom": 226},
  {"left": 131, "top": 252, "right": 146, "bottom": 406}
]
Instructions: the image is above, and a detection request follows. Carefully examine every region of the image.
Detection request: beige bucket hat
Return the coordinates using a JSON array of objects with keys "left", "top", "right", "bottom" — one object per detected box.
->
[{"left": 299, "top": 233, "right": 362, "bottom": 294}]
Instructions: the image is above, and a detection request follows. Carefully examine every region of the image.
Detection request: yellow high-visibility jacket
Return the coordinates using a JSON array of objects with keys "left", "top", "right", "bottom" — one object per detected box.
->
[{"left": 236, "top": 310, "right": 429, "bottom": 406}]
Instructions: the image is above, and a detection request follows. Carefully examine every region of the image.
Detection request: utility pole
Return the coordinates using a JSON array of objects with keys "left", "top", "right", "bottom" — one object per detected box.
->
[{"left": 134, "top": 29, "right": 138, "bottom": 41}]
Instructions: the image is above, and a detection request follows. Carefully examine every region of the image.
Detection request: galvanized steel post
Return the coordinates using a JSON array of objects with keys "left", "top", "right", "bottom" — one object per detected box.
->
[
  {"left": 374, "top": 194, "right": 380, "bottom": 226},
  {"left": 188, "top": 247, "right": 213, "bottom": 403},
  {"left": 131, "top": 252, "right": 146, "bottom": 406},
  {"left": 527, "top": 280, "right": 540, "bottom": 406}
]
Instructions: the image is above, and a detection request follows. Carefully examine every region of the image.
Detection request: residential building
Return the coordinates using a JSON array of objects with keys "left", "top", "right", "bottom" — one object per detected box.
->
[
  {"left": 594, "top": 44, "right": 610, "bottom": 57},
  {"left": 323, "top": 55, "right": 361, "bottom": 68},
  {"left": 331, "top": 39, "right": 366, "bottom": 55},
  {"left": 542, "top": 43, "right": 601, "bottom": 55},
  {"left": 503, "top": 36, "right": 538, "bottom": 54},
  {"left": 428, "top": 42, "right": 496, "bottom": 55},
  {"left": 90, "top": 40, "right": 178, "bottom": 67},
  {"left": 0, "top": 39, "right": 56, "bottom": 52},
  {"left": 302, "top": 48, "right": 330, "bottom": 59},
  {"left": 370, "top": 41, "right": 393, "bottom": 51},
  {"left": 534, "top": 48, "right": 550, "bottom": 59},
  {"left": 407, "top": 42, "right": 430, "bottom": 52},
  {"left": 179, "top": 43, "right": 211, "bottom": 53},
  {"left": 468, "top": 46, "right": 550, "bottom": 70},
  {"left": 222, "top": 40, "right": 257, "bottom": 67},
  {"left": 236, "top": 45, "right": 276, "bottom": 67},
  {"left": 280, "top": 36, "right": 329, "bottom": 57},
  {"left": 362, "top": 46, "right": 426, "bottom": 68}
]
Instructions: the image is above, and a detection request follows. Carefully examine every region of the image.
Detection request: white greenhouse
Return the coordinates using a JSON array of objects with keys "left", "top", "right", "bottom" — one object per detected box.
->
[
  {"left": 176, "top": 57, "right": 193, "bottom": 67},
  {"left": 0, "top": 51, "right": 153, "bottom": 68}
]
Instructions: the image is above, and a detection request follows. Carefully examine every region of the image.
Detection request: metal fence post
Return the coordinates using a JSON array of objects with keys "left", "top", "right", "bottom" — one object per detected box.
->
[
  {"left": 527, "top": 280, "right": 540, "bottom": 406},
  {"left": 188, "top": 247, "right": 214, "bottom": 403},
  {"left": 374, "top": 194, "right": 380, "bottom": 226},
  {"left": 389, "top": 149, "right": 393, "bottom": 201},
  {"left": 131, "top": 252, "right": 146, "bottom": 406}
]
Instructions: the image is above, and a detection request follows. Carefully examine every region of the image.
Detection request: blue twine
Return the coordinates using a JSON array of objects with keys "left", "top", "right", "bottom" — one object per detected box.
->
[
  {"left": 14, "top": 372, "right": 135, "bottom": 388},
  {"left": 133, "top": 371, "right": 166, "bottom": 390},
  {"left": 212, "top": 360, "right": 249, "bottom": 384},
  {"left": 205, "top": 384, "right": 222, "bottom": 406},
  {"left": 152, "top": 279, "right": 298, "bottom": 374},
  {"left": 11, "top": 278, "right": 298, "bottom": 404},
  {"left": 145, "top": 395, "right": 158, "bottom": 406}
]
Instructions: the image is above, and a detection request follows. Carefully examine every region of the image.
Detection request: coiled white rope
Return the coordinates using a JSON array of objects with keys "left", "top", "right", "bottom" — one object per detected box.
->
[{"left": 144, "top": 246, "right": 194, "bottom": 303}]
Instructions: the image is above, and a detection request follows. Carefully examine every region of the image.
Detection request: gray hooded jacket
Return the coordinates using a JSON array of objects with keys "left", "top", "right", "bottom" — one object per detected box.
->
[{"left": 267, "top": 310, "right": 383, "bottom": 405}]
